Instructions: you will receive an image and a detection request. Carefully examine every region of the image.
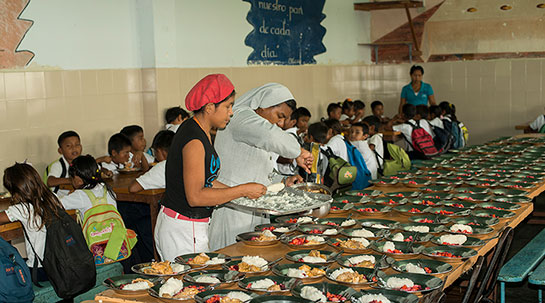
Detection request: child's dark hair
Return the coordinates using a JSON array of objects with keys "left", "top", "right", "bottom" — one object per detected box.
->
[
  {"left": 108, "top": 133, "right": 131, "bottom": 155},
  {"left": 194, "top": 90, "right": 236, "bottom": 114},
  {"left": 152, "top": 130, "right": 175, "bottom": 152},
  {"left": 342, "top": 100, "right": 354, "bottom": 111},
  {"left": 353, "top": 100, "right": 365, "bottom": 110},
  {"left": 327, "top": 103, "right": 341, "bottom": 115},
  {"left": 416, "top": 105, "right": 429, "bottom": 120},
  {"left": 307, "top": 122, "right": 329, "bottom": 144},
  {"left": 3, "top": 163, "right": 63, "bottom": 230},
  {"left": 371, "top": 100, "right": 383, "bottom": 111},
  {"left": 402, "top": 104, "right": 416, "bottom": 120},
  {"left": 410, "top": 65, "right": 424, "bottom": 75},
  {"left": 362, "top": 116, "right": 380, "bottom": 132},
  {"left": 57, "top": 130, "right": 80, "bottom": 147},
  {"left": 120, "top": 125, "right": 143, "bottom": 142},
  {"left": 70, "top": 155, "right": 116, "bottom": 199},
  {"left": 449, "top": 104, "right": 459, "bottom": 122},
  {"left": 352, "top": 122, "right": 369, "bottom": 135},
  {"left": 439, "top": 101, "right": 451, "bottom": 115},
  {"left": 429, "top": 105, "right": 442, "bottom": 118},
  {"left": 292, "top": 107, "right": 311, "bottom": 121},
  {"left": 323, "top": 118, "right": 343, "bottom": 136},
  {"left": 165, "top": 107, "right": 189, "bottom": 124}
]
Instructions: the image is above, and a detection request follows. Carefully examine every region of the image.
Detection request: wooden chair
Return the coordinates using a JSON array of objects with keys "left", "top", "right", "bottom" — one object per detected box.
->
[{"left": 461, "top": 256, "right": 486, "bottom": 303}]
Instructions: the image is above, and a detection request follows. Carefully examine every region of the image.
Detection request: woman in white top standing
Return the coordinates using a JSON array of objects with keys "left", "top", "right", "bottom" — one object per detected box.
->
[
  {"left": 0, "top": 163, "right": 65, "bottom": 282},
  {"left": 209, "top": 83, "right": 313, "bottom": 251}
]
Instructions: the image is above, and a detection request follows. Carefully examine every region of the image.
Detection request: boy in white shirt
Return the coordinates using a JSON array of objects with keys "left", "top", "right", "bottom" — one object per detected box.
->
[
  {"left": 165, "top": 106, "right": 189, "bottom": 133},
  {"left": 96, "top": 133, "right": 132, "bottom": 175},
  {"left": 324, "top": 119, "right": 349, "bottom": 161},
  {"left": 339, "top": 99, "right": 355, "bottom": 126},
  {"left": 45, "top": 130, "right": 82, "bottom": 196},
  {"left": 387, "top": 104, "right": 434, "bottom": 152},
  {"left": 529, "top": 110, "right": 545, "bottom": 133},
  {"left": 120, "top": 125, "right": 152, "bottom": 170},
  {"left": 129, "top": 130, "right": 174, "bottom": 192},
  {"left": 349, "top": 123, "right": 379, "bottom": 179},
  {"left": 428, "top": 105, "right": 444, "bottom": 129}
]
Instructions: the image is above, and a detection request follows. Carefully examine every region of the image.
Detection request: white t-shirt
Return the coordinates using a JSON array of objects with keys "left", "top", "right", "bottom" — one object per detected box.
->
[
  {"left": 47, "top": 155, "right": 71, "bottom": 197},
  {"left": 530, "top": 115, "right": 545, "bottom": 131},
  {"left": 136, "top": 160, "right": 166, "bottom": 190},
  {"left": 393, "top": 119, "right": 435, "bottom": 151},
  {"left": 165, "top": 123, "right": 180, "bottom": 133},
  {"left": 101, "top": 161, "right": 123, "bottom": 174},
  {"left": 368, "top": 133, "right": 384, "bottom": 167},
  {"left": 351, "top": 140, "right": 379, "bottom": 179},
  {"left": 60, "top": 184, "right": 117, "bottom": 221},
  {"left": 276, "top": 127, "right": 298, "bottom": 175},
  {"left": 325, "top": 134, "right": 348, "bottom": 162},
  {"left": 339, "top": 114, "right": 351, "bottom": 121},
  {"left": 5, "top": 204, "right": 46, "bottom": 268},
  {"left": 129, "top": 151, "right": 155, "bottom": 165},
  {"left": 429, "top": 117, "right": 444, "bottom": 129}
]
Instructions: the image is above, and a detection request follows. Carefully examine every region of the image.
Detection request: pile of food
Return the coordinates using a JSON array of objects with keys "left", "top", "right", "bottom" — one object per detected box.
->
[
  {"left": 288, "top": 236, "right": 325, "bottom": 246},
  {"left": 439, "top": 234, "right": 467, "bottom": 246},
  {"left": 159, "top": 278, "right": 205, "bottom": 299},
  {"left": 287, "top": 264, "right": 325, "bottom": 278},
  {"left": 143, "top": 261, "right": 186, "bottom": 275},
  {"left": 333, "top": 238, "right": 370, "bottom": 250},
  {"left": 330, "top": 268, "right": 368, "bottom": 283},
  {"left": 300, "top": 286, "right": 347, "bottom": 302},
  {"left": 386, "top": 277, "right": 422, "bottom": 292},
  {"left": 205, "top": 292, "right": 252, "bottom": 303},
  {"left": 251, "top": 230, "right": 277, "bottom": 242},
  {"left": 260, "top": 226, "right": 290, "bottom": 233},
  {"left": 344, "top": 255, "right": 376, "bottom": 268},
  {"left": 230, "top": 256, "right": 268, "bottom": 273},
  {"left": 188, "top": 253, "right": 226, "bottom": 266},
  {"left": 120, "top": 278, "right": 154, "bottom": 291},
  {"left": 247, "top": 278, "right": 285, "bottom": 291},
  {"left": 405, "top": 226, "right": 430, "bottom": 233},
  {"left": 356, "top": 293, "right": 391, "bottom": 303},
  {"left": 405, "top": 263, "right": 432, "bottom": 274},
  {"left": 382, "top": 242, "right": 403, "bottom": 254},
  {"left": 351, "top": 228, "right": 375, "bottom": 238},
  {"left": 450, "top": 224, "right": 473, "bottom": 234},
  {"left": 299, "top": 250, "right": 327, "bottom": 263},
  {"left": 194, "top": 275, "right": 221, "bottom": 284}
]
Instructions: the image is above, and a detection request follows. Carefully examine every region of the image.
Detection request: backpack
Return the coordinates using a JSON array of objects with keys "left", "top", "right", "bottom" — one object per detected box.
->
[
  {"left": 460, "top": 124, "right": 469, "bottom": 145},
  {"left": 0, "top": 238, "right": 34, "bottom": 303},
  {"left": 43, "top": 158, "right": 67, "bottom": 194},
  {"left": 537, "top": 116, "right": 545, "bottom": 133},
  {"left": 406, "top": 121, "right": 442, "bottom": 157},
  {"left": 82, "top": 187, "right": 137, "bottom": 265},
  {"left": 443, "top": 119, "right": 464, "bottom": 149},
  {"left": 375, "top": 140, "right": 411, "bottom": 176},
  {"left": 344, "top": 139, "right": 372, "bottom": 190},
  {"left": 321, "top": 147, "right": 357, "bottom": 195},
  {"left": 24, "top": 208, "right": 96, "bottom": 299},
  {"left": 431, "top": 125, "right": 454, "bottom": 152}
]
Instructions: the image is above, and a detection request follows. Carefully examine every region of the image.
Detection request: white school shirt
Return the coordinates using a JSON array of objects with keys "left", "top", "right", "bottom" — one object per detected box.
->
[
  {"left": 393, "top": 119, "right": 435, "bottom": 151},
  {"left": 325, "top": 134, "right": 349, "bottom": 162},
  {"left": 530, "top": 115, "right": 545, "bottom": 131},
  {"left": 165, "top": 123, "right": 181, "bottom": 133},
  {"left": 60, "top": 184, "right": 117, "bottom": 221},
  {"left": 351, "top": 140, "right": 379, "bottom": 179},
  {"left": 47, "top": 155, "right": 71, "bottom": 197},
  {"left": 136, "top": 160, "right": 166, "bottom": 190},
  {"left": 5, "top": 204, "right": 46, "bottom": 268},
  {"left": 339, "top": 114, "right": 351, "bottom": 121},
  {"left": 128, "top": 151, "right": 155, "bottom": 165},
  {"left": 368, "top": 133, "right": 384, "bottom": 167},
  {"left": 429, "top": 117, "right": 444, "bottom": 129},
  {"left": 101, "top": 161, "right": 124, "bottom": 174},
  {"left": 276, "top": 127, "right": 299, "bottom": 175}
]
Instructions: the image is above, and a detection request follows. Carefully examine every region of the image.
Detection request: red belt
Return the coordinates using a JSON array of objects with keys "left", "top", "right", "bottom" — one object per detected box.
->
[{"left": 161, "top": 206, "right": 209, "bottom": 223}]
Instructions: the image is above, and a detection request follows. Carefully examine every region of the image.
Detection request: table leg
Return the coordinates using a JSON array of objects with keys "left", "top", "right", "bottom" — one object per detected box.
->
[
  {"left": 539, "top": 288, "right": 542, "bottom": 303},
  {"left": 500, "top": 282, "right": 505, "bottom": 303}
]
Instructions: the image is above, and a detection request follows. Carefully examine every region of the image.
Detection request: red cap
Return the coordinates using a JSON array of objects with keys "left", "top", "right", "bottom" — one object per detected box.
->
[{"left": 185, "top": 74, "right": 234, "bottom": 111}]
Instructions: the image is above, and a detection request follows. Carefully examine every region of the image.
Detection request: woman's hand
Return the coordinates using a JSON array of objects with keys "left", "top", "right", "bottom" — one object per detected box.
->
[
  {"left": 296, "top": 148, "right": 313, "bottom": 173},
  {"left": 240, "top": 183, "right": 267, "bottom": 199}
]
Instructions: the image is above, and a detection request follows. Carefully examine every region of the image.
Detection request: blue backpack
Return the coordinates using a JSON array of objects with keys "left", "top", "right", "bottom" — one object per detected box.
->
[
  {"left": 443, "top": 119, "right": 464, "bottom": 149},
  {"left": 0, "top": 237, "right": 34, "bottom": 303},
  {"left": 344, "top": 139, "right": 372, "bottom": 190}
]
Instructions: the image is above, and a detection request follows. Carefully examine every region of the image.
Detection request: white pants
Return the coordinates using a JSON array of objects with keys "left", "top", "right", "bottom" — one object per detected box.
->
[
  {"left": 208, "top": 206, "right": 269, "bottom": 251},
  {"left": 154, "top": 210, "right": 209, "bottom": 262}
]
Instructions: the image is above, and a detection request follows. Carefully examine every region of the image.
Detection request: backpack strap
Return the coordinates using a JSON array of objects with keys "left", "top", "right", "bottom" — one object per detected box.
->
[
  {"left": 83, "top": 186, "right": 108, "bottom": 207},
  {"left": 21, "top": 226, "right": 43, "bottom": 287}
]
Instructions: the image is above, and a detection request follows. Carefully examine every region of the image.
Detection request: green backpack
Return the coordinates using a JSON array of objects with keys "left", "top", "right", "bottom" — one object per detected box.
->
[
  {"left": 375, "top": 142, "right": 411, "bottom": 176},
  {"left": 82, "top": 187, "right": 137, "bottom": 265},
  {"left": 322, "top": 147, "right": 357, "bottom": 195}
]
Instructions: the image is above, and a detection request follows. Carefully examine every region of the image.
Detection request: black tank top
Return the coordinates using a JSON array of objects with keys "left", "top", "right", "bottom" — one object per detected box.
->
[{"left": 162, "top": 118, "right": 220, "bottom": 219}]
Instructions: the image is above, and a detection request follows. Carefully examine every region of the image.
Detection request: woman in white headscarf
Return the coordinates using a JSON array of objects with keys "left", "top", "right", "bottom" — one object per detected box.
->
[{"left": 208, "top": 83, "right": 313, "bottom": 251}]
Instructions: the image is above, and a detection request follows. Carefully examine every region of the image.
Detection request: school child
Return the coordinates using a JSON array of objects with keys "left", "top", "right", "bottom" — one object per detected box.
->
[
  {"left": 0, "top": 163, "right": 66, "bottom": 282},
  {"left": 301, "top": 122, "right": 330, "bottom": 183},
  {"left": 120, "top": 125, "right": 153, "bottom": 169},
  {"left": 129, "top": 130, "right": 175, "bottom": 192},
  {"left": 428, "top": 105, "right": 444, "bottom": 129},
  {"left": 528, "top": 107, "right": 545, "bottom": 133},
  {"left": 292, "top": 107, "right": 311, "bottom": 137},
  {"left": 440, "top": 102, "right": 467, "bottom": 147},
  {"left": 339, "top": 99, "right": 355, "bottom": 125},
  {"left": 165, "top": 106, "right": 190, "bottom": 133},
  {"left": 96, "top": 133, "right": 132, "bottom": 175},
  {"left": 45, "top": 130, "right": 82, "bottom": 196},
  {"left": 353, "top": 100, "right": 366, "bottom": 123},
  {"left": 371, "top": 100, "right": 389, "bottom": 122},
  {"left": 387, "top": 104, "right": 434, "bottom": 153},
  {"left": 349, "top": 123, "right": 379, "bottom": 179},
  {"left": 326, "top": 103, "right": 342, "bottom": 120},
  {"left": 363, "top": 115, "right": 381, "bottom": 135},
  {"left": 324, "top": 119, "right": 349, "bottom": 161}
]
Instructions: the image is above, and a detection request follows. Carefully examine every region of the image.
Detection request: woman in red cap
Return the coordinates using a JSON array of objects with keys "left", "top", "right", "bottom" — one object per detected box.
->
[{"left": 154, "top": 74, "right": 266, "bottom": 261}]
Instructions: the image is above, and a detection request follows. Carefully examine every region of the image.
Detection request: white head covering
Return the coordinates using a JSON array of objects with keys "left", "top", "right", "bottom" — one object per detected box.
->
[{"left": 233, "top": 83, "right": 295, "bottom": 111}]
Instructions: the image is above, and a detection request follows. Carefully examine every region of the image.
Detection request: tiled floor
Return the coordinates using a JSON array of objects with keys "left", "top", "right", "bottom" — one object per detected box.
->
[{"left": 444, "top": 194, "right": 545, "bottom": 303}]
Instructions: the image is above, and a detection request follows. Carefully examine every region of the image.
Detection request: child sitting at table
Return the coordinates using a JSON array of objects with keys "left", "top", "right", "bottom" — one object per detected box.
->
[
  {"left": 45, "top": 130, "right": 82, "bottom": 196},
  {"left": 370, "top": 100, "right": 389, "bottom": 123},
  {"left": 349, "top": 123, "right": 379, "bottom": 179},
  {"left": 97, "top": 133, "right": 132, "bottom": 175},
  {"left": 291, "top": 107, "right": 311, "bottom": 137},
  {"left": 165, "top": 106, "right": 190, "bottom": 133},
  {"left": 386, "top": 104, "right": 435, "bottom": 153},
  {"left": 301, "top": 122, "right": 331, "bottom": 183},
  {"left": 428, "top": 105, "right": 444, "bottom": 129},
  {"left": 129, "top": 130, "right": 174, "bottom": 192},
  {"left": 120, "top": 125, "right": 152, "bottom": 170},
  {"left": 326, "top": 102, "right": 342, "bottom": 121},
  {"left": 352, "top": 100, "right": 365, "bottom": 123},
  {"left": 528, "top": 107, "right": 545, "bottom": 133},
  {"left": 0, "top": 163, "right": 66, "bottom": 282},
  {"left": 339, "top": 99, "right": 355, "bottom": 126},
  {"left": 60, "top": 155, "right": 117, "bottom": 222},
  {"left": 324, "top": 119, "right": 349, "bottom": 161}
]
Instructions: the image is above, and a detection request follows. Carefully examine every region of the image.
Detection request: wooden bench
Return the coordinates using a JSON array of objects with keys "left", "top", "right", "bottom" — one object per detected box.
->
[
  {"left": 529, "top": 259, "right": 545, "bottom": 303},
  {"left": 0, "top": 209, "right": 123, "bottom": 303},
  {"left": 498, "top": 227, "right": 545, "bottom": 303}
]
